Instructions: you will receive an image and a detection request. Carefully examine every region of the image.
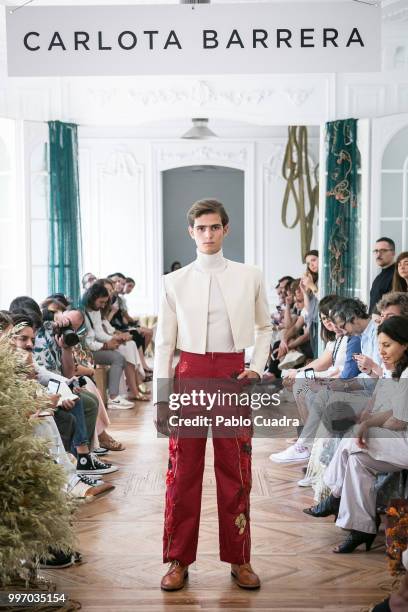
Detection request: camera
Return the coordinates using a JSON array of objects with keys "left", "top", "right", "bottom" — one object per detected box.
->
[{"left": 55, "top": 324, "right": 79, "bottom": 347}]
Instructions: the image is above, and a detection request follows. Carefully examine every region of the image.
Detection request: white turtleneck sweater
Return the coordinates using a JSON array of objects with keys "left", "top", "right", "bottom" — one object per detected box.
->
[{"left": 194, "top": 249, "right": 237, "bottom": 353}]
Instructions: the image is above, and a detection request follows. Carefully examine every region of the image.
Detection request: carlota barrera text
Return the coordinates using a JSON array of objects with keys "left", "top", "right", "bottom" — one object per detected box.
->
[{"left": 23, "top": 28, "right": 365, "bottom": 52}]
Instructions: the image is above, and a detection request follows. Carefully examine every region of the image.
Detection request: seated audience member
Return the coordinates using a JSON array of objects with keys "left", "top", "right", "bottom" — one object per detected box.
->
[
  {"left": 99, "top": 278, "right": 150, "bottom": 400},
  {"left": 170, "top": 261, "right": 182, "bottom": 272},
  {"left": 302, "top": 250, "right": 319, "bottom": 357},
  {"left": 330, "top": 298, "right": 381, "bottom": 381},
  {"left": 354, "top": 291, "right": 408, "bottom": 379},
  {"left": 9, "top": 303, "right": 117, "bottom": 476},
  {"left": 270, "top": 296, "right": 360, "bottom": 464},
  {"left": 39, "top": 306, "right": 125, "bottom": 452},
  {"left": 107, "top": 272, "right": 153, "bottom": 373},
  {"left": 266, "top": 278, "right": 297, "bottom": 380},
  {"left": 277, "top": 279, "right": 314, "bottom": 364},
  {"left": 392, "top": 251, "right": 408, "bottom": 292},
  {"left": 124, "top": 277, "right": 136, "bottom": 295},
  {"left": 369, "top": 237, "right": 396, "bottom": 314},
  {"left": 304, "top": 316, "right": 408, "bottom": 554},
  {"left": 82, "top": 283, "right": 140, "bottom": 408},
  {"left": 6, "top": 314, "right": 113, "bottom": 569},
  {"left": 0, "top": 310, "right": 13, "bottom": 333},
  {"left": 378, "top": 291, "right": 408, "bottom": 320},
  {"left": 82, "top": 272, "right": 97, "bottom": 291}
]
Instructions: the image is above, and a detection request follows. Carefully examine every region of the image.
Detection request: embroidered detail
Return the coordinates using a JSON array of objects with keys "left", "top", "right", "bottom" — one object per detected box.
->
[
  {"left": 235, "top": 513, "right": 247, "bottom": 535},
  {"left": 166, "top": 437, "right": 178, "bottom": 486}
]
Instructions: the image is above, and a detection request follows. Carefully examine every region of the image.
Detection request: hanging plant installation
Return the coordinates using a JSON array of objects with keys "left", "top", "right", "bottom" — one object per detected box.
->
[
  {"left": 323, "top": 119, "right": 360, "bottom": 296},
  {"left": 281, "top": 126, "right": 319, "bottom": 262}
]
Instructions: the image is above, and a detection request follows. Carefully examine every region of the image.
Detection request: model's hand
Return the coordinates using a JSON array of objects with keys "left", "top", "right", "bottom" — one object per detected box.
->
[
  {"left": 237, "top": 369, "right": 260, "bottom": 380},
  {"left": 154, "top": 402, "right": 172, "bottom": 437}
]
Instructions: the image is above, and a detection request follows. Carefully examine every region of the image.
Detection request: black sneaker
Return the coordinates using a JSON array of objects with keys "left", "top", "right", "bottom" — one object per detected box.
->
[
  {"left": 76, "top": 453, "right": 118, "bottom": 475},
  {"left": 79, "top": 474, "right": 104, "bottom": 486},
  {"left": 93, "top": 446, "right": 109, "bottom": 456},
  {"left": 38, "top": 548, "right": 74, "bottom": 569}
]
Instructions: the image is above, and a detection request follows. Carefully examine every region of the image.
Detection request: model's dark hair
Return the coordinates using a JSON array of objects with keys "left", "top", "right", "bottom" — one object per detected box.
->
[
  {"left": 377, "top": 316, "right": 408, "bottom": 380},
  {"left": 125, "top": 277, "right": 135, "bottom": 284},
  {"left": 392, "top": 251, "right": 408, "bottom": 292},
  {"left": 376, "top": 236, "right": 395, "bottom": 251},
  {"left": 187, "top": 199, "right": 229, "bottom": 227},
  {"left": 319, "top": 295, "right": 338, "bottom": 343},
  {"left": 82, "top": 283, "right": 109, "bottom": 310}
]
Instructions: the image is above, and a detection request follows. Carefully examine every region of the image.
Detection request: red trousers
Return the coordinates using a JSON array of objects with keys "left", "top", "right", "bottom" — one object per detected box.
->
[{"left": 163, "top": 351, "right": 252, "bottom": 566}]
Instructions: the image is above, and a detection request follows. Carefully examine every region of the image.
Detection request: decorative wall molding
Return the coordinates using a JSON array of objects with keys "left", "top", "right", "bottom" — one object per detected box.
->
[
  {"left": 128, "top": 80, "right": 275, "bottom": 108},
  {"left": 397, "top": 84, "right": 408, "bottom": 112},
  {"left": 158, "top": 145, "right": 248, "bottom": 167},
  {"left": 284, "top": 89, "right": 313, "bottom": 107},
  {"left": 102, "top": 150, "right": 142, "bottom": 177},
  {"left": 345, "top": 84, "right": 388, "bottom": 117},
  {"left": 263, "top": 144, "right": 286, "bottom": 178}
]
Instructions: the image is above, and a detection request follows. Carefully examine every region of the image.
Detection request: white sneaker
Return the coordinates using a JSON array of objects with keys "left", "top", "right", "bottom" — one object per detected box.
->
[
  {"left": 107, "top": 396, "right": 134, "bottom": 409},
  {"left": 297, "top": 475, "right": 315, "bottom": 487},
  {"left": 269, "top": 444, "right": 310, "bottom": 463},
  {"left": 118, "top": 395, "right": 135, "bottom": 406}
]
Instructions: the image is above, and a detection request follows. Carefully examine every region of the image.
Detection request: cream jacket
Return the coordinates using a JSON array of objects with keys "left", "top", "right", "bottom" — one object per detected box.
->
[{"left": 153, "top": 258, "right": 272, "bottom": 402}]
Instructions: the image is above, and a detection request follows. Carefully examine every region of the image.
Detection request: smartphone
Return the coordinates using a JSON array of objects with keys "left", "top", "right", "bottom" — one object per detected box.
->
[
  {"left": 47, "top": 379, "right": 60, "bottom": 394},
  {"left": 304, "top": 368, "right": 315, "bottom": 381}
]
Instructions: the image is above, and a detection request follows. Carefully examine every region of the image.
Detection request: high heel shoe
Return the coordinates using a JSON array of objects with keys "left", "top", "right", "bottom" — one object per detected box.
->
[
  {"left": 333, "top": 529, "right": 376, "bottom": 554},
  {"left": 303, "top": 493, "right": 340, "bottom": 518}
]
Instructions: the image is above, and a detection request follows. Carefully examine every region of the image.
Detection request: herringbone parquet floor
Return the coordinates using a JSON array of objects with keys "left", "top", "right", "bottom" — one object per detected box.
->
[{"left": 42, "top": 398, "right": 392, "bottom": 612}]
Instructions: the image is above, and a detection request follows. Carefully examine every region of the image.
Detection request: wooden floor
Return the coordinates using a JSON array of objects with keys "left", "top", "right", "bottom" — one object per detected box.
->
[{"left": 42, "top": 398, "right": 391, "bottom": 612}]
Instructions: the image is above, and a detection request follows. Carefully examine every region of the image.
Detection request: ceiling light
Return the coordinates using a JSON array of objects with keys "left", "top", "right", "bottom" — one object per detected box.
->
[{"left": 181, "top": 118, "right": 217, "bottom": 139}]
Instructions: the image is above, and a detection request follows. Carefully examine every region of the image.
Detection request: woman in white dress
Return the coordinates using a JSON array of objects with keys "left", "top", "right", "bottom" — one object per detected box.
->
[{"left": 303, "top": 315, "right": 408, "bottom": 553}]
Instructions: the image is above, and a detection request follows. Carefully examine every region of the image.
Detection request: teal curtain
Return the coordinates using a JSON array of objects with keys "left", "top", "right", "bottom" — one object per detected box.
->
[
  {"left": 48, "top": 121, "right": 82, "bottom": 305},
  {"left": 322, "top": 119, "right": 360, "bottom": 297}
]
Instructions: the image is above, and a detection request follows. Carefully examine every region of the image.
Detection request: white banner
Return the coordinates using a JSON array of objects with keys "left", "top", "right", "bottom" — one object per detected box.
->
[{"left": 6, "top": 2, "right": 381, "bottom": 77}]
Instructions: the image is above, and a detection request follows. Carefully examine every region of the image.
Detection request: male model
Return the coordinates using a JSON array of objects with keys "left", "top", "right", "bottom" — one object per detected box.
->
[{"left": 154, "top": 199, "right": 272, "bottom": 591}]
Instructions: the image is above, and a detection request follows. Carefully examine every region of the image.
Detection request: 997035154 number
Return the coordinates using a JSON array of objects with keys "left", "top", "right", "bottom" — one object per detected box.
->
[{"left": 0, "top": 592, "right": 67, "bottom": 606}]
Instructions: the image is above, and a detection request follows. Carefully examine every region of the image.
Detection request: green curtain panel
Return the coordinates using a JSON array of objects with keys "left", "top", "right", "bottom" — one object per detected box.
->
[
  {"left": 322, "top": 119, "right": 361, "bottom": 297},
  {"left": 48, "top": 121, "right": 82, "bottom": 305}
]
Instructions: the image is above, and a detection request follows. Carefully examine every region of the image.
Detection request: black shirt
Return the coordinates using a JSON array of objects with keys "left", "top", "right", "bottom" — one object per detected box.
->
[{"left": 369, "top": 264, "right": 395, "bottom": 314}]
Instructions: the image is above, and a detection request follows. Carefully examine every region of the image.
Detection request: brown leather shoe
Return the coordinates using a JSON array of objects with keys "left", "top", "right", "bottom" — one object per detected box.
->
[
  {"left": 231, "top": 563, "right": 261, "bottom": 589},
  {"left": 160, "top": 561, "right": 189, "bottom": 591}
]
